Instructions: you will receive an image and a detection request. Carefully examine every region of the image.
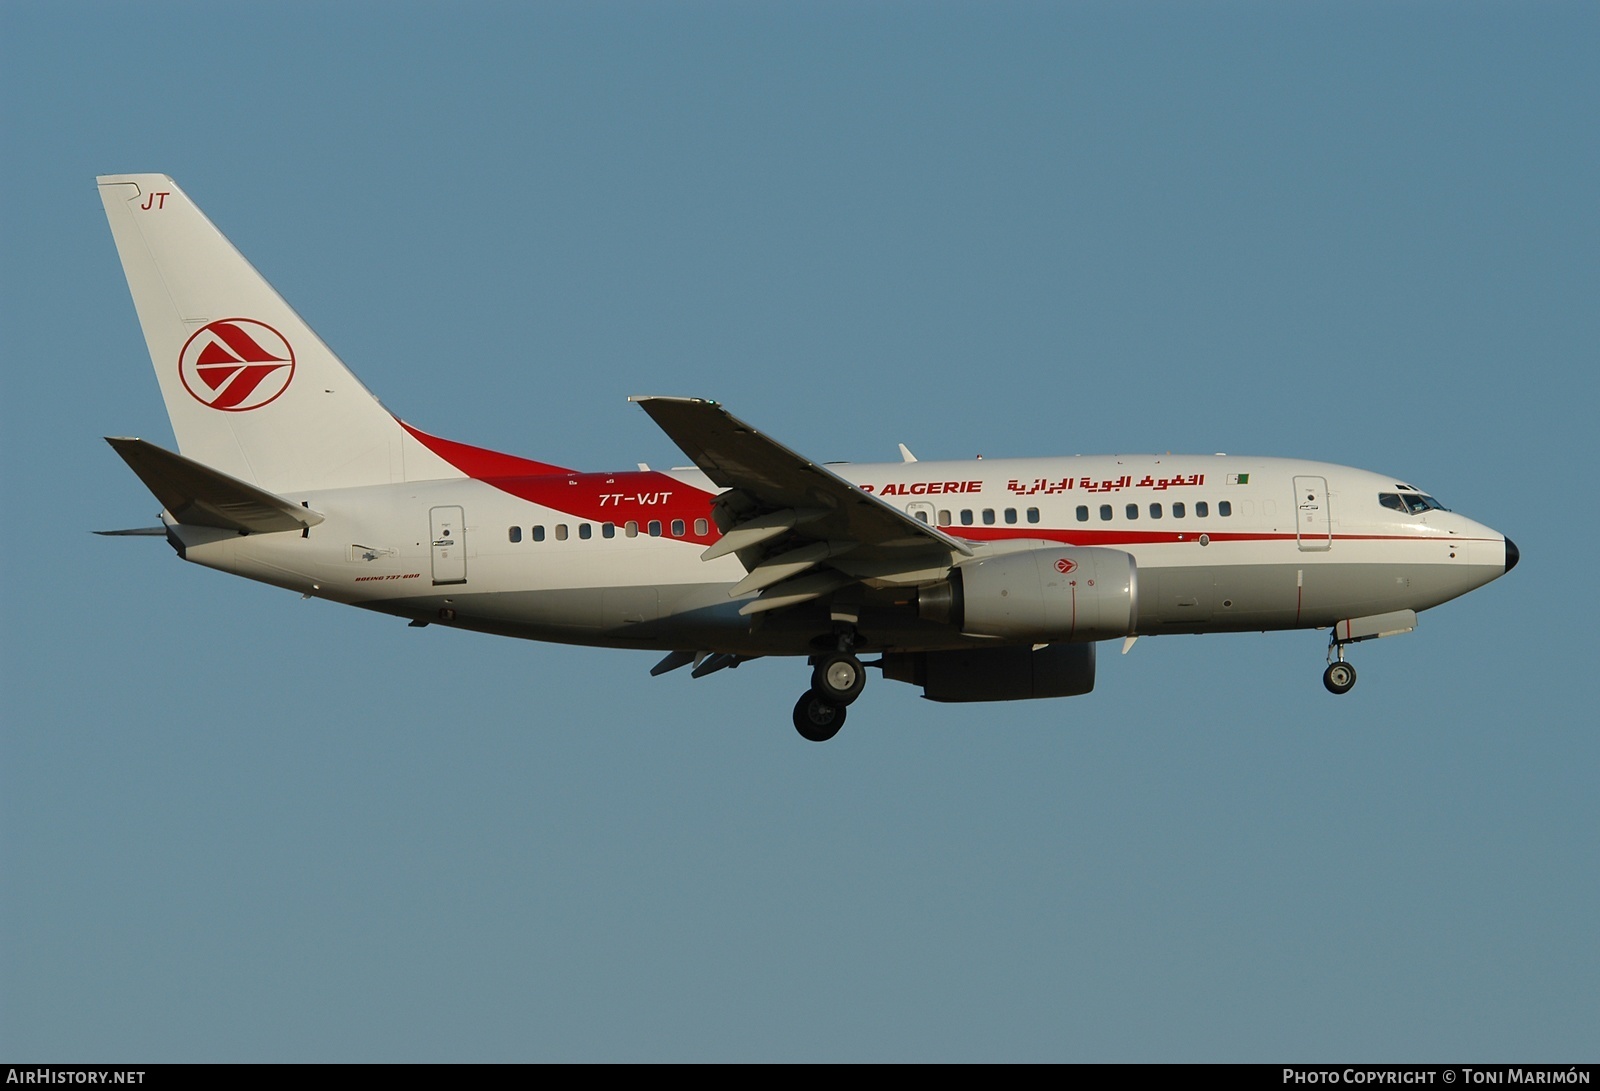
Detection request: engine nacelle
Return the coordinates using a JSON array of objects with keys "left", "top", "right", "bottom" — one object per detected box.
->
[
  {"left": 921, "top": 546, "right": 1138, "bottom": 642},
  {"left": 882, "top": 643, "right": 1096, "bottom": 702}
]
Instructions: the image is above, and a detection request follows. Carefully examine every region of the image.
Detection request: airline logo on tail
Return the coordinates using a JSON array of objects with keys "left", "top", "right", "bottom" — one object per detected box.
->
[{"left": 178, "top": 319, "right": 295, "bottom": 411}]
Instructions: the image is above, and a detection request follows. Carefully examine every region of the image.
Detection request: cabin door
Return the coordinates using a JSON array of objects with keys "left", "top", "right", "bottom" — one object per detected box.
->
[{"left": 1293, "top": 477, "right": 1331, "bottom": 552}]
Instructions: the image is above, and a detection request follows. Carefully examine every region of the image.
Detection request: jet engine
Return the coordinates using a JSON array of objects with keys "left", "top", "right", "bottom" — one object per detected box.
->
[{"left": 917, "top": 546, "right": 1138, "bottom": 642}]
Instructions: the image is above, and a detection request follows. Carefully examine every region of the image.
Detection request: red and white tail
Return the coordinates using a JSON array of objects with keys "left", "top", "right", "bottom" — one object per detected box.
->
[{"left": 98, "top": 174, "right": 475, "bottom": 492}]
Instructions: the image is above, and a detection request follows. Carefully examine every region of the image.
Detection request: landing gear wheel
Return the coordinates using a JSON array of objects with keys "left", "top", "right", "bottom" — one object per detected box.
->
[
  {"left": 1323, "top": 661, "right": 1357, "bottom": 695},
  {"left": 812, "top": 652, "right": 866, "bottom": 706},
  {"left": 793, "top": 691, "right": 846, "bottom": 742}
]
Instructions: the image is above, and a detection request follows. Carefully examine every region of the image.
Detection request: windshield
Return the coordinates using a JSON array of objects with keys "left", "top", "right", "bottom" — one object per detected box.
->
[{"left": 1379, "top": 492, "right": 1449, "bottom": 515}]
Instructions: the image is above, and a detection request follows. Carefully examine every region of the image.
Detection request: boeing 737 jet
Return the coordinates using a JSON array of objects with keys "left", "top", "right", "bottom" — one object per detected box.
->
[{"left": 97, "top": 174, "right": 1518, "bottom": 740}]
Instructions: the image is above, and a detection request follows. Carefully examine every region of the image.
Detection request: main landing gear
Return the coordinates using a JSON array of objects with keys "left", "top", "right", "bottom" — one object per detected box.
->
[
  {"left": 812, "top": 651, "right": 866, "bottom": 705},
  {"left": 793, "top": 690, "right": 847, "bottom": 742},
  {"left": 1323, "top": 636, "right": 1357, "bottom": 695},
  {"left": 792, "top": 636, "right": 868, "bottom": 742}
]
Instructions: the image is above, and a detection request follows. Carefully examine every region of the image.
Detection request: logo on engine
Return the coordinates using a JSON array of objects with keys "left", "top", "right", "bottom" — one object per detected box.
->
[
  {"left": 1055, "top": 557, "right": 1077, "bottom": 574},
  {"left": 178, "top": 319, "right": 295, "bottom": 411}
]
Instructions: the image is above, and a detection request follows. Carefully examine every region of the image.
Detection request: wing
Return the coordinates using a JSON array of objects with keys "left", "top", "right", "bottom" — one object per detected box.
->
[{"left": 631, "top": 397, "right": 968, "bottom": 615}]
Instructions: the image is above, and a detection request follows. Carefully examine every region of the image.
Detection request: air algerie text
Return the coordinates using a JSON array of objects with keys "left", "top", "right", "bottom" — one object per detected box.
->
[{"left": 860, "top": 481, "right": 983, "bottom": 496}]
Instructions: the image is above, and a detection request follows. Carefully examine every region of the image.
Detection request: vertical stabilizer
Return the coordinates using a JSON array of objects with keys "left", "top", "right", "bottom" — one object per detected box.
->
[{"left": 98, "top": 174, "right": 464, "bottom": 491}]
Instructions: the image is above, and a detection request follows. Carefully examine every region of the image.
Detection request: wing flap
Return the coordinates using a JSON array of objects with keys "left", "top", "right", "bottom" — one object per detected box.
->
[
  {"left": 737, "top": 570, "right": 854, "bottom": 616},
  {"left": 728, "top": 540, "right": 853, "bottom": 597},
  {"left": 700, "top": 506, "right": 825, "bottom": 561}
]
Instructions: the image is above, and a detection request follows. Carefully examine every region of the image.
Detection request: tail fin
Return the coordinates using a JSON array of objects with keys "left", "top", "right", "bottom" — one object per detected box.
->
[{"left": 98, "top": 174, "right": 472, "bottom": 492}]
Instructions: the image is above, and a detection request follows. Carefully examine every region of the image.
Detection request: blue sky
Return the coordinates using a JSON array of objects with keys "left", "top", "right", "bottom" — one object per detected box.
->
[{"left": 2, "top": 1, "right": 1595, "bottom": 1061}]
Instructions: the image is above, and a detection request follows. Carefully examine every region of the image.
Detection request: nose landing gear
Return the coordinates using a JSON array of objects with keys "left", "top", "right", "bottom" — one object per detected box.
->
[
  {"left": 1322, "top": 658, "right": 1357, "bottom": 695},
  {"left": 1318, "top": 610, "right": 1417, "bottom": 695},
  {"left": 1323, "top": 634, "right": 1357, "bottom": 694}
]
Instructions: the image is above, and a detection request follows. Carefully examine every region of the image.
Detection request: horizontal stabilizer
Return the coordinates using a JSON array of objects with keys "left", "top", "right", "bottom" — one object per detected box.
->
[
  {"left": 94, "top": 526, "right": 168, "bottom": 536},
  {"left": 106, "top": 437, "right": 325, "bottom": 534}
]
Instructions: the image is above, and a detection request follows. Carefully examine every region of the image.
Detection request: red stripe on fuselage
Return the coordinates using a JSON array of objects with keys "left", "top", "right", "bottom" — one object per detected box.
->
[
  {"left": 397, "top": 421, "right": 720, "bottom": 545},
  {"left": 477, "top": 470, "right": 721, "bottom": 545},
  {"left": 936, "top": 526, "right": 1493, "bottom": 547},
  {"left": 400, "top": 420, "right": 576, "bottom": 477}
]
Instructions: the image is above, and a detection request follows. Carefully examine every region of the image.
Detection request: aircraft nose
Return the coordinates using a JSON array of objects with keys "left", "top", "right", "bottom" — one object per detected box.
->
[{"left": 1505, "top": 537, "right": 1520, "bottom": 573}]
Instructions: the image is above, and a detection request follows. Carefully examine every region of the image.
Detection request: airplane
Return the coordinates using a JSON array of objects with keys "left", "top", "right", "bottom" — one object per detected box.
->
[{"left": 96, "top": 173, "right": 1519, "bottom": 741}]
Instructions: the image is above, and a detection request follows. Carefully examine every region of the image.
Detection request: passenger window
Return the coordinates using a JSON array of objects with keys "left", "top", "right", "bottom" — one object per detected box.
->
[
  {"left": 532, "top": 526, "right": 546, "bottom": 542},
  {"left": 648, "top": 520, "right": 662, "bottom": 537},
  {"left": 579, "top": 524, "right": 592, "bottom": 540},
  {"left": 555, "top": 524, "right": 568, "bottom": 541},
  {"left": 1219, "top": 501, "right": 1232, "bottom": 517},
  {"left": 1004, "top": 508, "right": 1017, "bottom": 524},
  {"left": 1099, "top": 504, "right": 1112, "bottom": 521},
  {"left": 913, "top": 510, "right": 929, "bottom": 523},
  {"left": 624, "top": 521, "right": 638, "bottom": 538},
  {"left": 1172, "top": 502, "right": 1185, "bottom": 518},
  {"left": 603, "top": 522, "right": 616, "bottom": 539},
  {"left": 1196, "top": 501, "right": 1209, "bottom": 518},
  {"left": 1027, "top": 508, "right": 1040, "bottom": 524},
  {"left": 1125, "top": 503, "right": 1138, "bottom": 520},
  {"left": 961, "top": 510, "right": 974, "bottom": 526},
  {"left": 1149, "top": 503, "right": 1162, "bottom": 519},
  {"left": 982, "top": 509, "right": 996, "bottom": 525},
  {"left": 1076, "top": 505, "right": 1089, "bottom": 522},
  {"left": 671, "top": 519, "right": 685, "bottom": 537},
  {"left": 508, "top": 526, "right": 522, "bottom": 543},
  {"left": 694, "top": 518, "right": 708, "bottom": 536},
  {"left": 938, "top": 510, "right": 952, "bottom": 526}
]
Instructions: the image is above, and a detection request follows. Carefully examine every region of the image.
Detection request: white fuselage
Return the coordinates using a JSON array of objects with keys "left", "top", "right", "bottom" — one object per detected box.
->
[{"left": 168, "top": 452, "right": 1509, "bottom": 656}]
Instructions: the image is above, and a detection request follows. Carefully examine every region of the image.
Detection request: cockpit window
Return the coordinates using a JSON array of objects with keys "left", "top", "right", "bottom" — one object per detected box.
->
[{"left": 1380, "top": 492, "right": 1449, "bottom": 515}]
